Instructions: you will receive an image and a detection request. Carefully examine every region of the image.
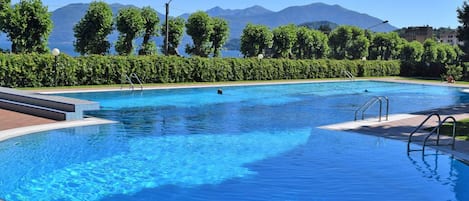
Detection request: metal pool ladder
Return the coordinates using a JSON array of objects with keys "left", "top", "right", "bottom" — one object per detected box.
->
[
  {"left": 341, "top": 70, "right": 355, "bottom": 81},
  {"left": 407, "top": 113, "right": 456, "bottom": 155},
  {"left": 121, "top": 73, "right": 143, "bottom": 90},
  {"left": 354, "top": 96, "right": 389, "bottom": 122}
]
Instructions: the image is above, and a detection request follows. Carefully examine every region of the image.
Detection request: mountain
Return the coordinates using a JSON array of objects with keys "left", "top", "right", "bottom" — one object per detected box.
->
[
  {"left": 0, "top": 2, "right": 397, "bottom": 55},
  {"left": 298, "top": 21, "right": 339, "bottom": 30},
  {"left": 211, "top": 3, "right": 396, "bottom": 40}
]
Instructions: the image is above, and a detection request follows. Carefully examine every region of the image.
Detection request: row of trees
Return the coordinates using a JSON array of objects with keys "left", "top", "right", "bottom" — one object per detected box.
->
[
  {"left": 240, "top": 24, "right": 462, "bottom": 65},
  {"left": 74, "top": 2, "right": 230, "bottom": 57},
  {"left": 0, "top": 0, "right": 463, "bottom": 67},
  {"left": 0, "top": 0, "right": 230, "bottom": 57}
]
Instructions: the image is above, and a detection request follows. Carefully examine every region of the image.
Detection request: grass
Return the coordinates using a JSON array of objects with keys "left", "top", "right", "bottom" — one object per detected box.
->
[{"left": 428, "top": 118, "right": 469, "bottom": 141}]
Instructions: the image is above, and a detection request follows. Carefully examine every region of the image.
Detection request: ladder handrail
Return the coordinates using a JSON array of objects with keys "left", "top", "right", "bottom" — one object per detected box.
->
[
  {"left": 341, "top": 70, "right": 355, "bottom": 81},
  {"left": 120, "top": 73, "right": 143, "bottom": 91},
  {"left": 407, "top": 113, "right": 441, "bottom": 153},
  {"left": 354, "top": 96, "right": 389, "bottom": 122},
  {"left": 130, "top": 73, "right": 143, "bottom": 90},
  {"left": 422, "top": 116, "right": 457, "bottom": 154}
]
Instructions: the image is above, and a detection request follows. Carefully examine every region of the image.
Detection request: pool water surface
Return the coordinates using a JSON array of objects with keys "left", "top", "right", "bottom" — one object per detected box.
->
[{"left": 1, "top": 81, "right": 469, "bottom": 201}]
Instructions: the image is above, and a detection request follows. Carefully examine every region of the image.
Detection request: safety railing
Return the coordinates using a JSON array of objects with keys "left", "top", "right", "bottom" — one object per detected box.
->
[
  {"left": 121, "top": 73, "right": 143, "bottom": 91},
  {"left": 407, "top": 113, "right": 441, "bottom": 154},
  {"left": 407, "top": 113, "right": 457, "bottom": 155},
  {"left": 422, "top": 116, "right": 456, "bottom": 154},
  {"left": 341, "top": 70, "right": 355, "bottom": 81},
  {"left": 354, "top": 96, "right": 389, "bottom": 122}
]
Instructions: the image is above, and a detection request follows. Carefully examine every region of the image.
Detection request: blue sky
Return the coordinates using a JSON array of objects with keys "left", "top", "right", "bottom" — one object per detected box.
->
[{"left": 11, "top": 0, "right": 465, "bottom": 28}]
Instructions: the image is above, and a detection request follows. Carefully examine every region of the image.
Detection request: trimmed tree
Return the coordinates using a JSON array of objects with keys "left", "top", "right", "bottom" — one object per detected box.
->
[
  {"left": 185, "top": 11, "right": 213, "bottom": 57},
  {"left": 210, "top": 17, "right": 229, "bottom": 57},
  {"left": 161, "top": 17, "right": 185, "bottom": 56},
  {"left": 115, "top": 7, "right": 144, "bottom": 55},
  {"left": 73, "top": 1, "right": 113, "bottom": 55},
  {"left": 138, "top": 6, "right": 159, "bottom": 55},
  {"left": 4, "top": 0, "right": 52, "bottom": 53},
  {"left": 240, "top": 23, "right": 273, "bottom": 57}
]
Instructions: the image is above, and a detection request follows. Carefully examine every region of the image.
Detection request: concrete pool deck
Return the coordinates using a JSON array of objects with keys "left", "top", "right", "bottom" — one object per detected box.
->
[{"left": 1, "top": 78, "right": 469, "bottom": 161}]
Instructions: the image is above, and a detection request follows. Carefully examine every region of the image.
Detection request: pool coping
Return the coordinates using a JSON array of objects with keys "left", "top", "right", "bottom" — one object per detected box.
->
[{"left": 0, "top": 117, "right": 116, "bottom": 142}]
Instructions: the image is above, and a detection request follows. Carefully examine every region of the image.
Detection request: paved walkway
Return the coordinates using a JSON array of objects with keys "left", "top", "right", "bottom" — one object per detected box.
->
[
  {"left": 0, "top": 109, "right": 56, "bottom": 130},
  {"left": 322, "top": 103, "right": 469, "bottom": 161}
]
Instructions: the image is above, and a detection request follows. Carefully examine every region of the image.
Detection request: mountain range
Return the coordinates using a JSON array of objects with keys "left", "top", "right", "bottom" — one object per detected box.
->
[{"left": 0, "top": 2, "right": 397, "bottom": 55}]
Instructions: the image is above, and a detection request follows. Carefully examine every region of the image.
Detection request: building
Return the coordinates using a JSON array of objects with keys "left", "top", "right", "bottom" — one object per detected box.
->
[
  {"left": 400, "top": 26, "right": 433, "bottom": 43},
  {"left": 438, "top": 29, "right": 463, "bottom": 46}
]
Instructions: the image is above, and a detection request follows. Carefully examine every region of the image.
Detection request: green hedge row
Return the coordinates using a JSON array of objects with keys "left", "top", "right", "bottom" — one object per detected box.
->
[{"left": 0, "top": 53, "right": 401, "bottom": 87}]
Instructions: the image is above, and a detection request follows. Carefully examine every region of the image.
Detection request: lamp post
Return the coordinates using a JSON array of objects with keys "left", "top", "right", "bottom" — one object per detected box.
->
[
  {"left": 366, "top": 20, "right": 389, "bottom": 30},
  {"left": 165, "top": 0, "right": 173, "bottom": 56},
  {"left": 51, "top": 48, "right": 60, "bottom": 86}
]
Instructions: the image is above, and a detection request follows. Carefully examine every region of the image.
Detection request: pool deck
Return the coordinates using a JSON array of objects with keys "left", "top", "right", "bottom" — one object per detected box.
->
[{"left": 1, "top": 78, "right": 469, "bottom": 161}]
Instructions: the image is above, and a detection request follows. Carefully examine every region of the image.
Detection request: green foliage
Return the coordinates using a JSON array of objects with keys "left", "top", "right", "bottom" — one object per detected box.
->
[
  {"left": 210, "top": 17, "right": 230, "bottom": 57},
  {"left": 422, "top": 39, "right": 438, "bottom": 63},
  {"left": 138, "top": 6, "right": 159, "bottom": 55},
  {"left": 294, "top": 27, "right": 329, "bottom": 59},
  {"left": 3, "top": 0, "right": 52, "bottom": 53},
  {"left": 0, "top": 0, "right": 10, "bottom": 32},
  {"left": 399, "top": 41, "right": 424, "bottom": 63},
  {"left": 272, "top": 24, "right": 297, "bottom": 58},
  {"left": 185, "top": 11, "right": 213, "bottom": 57},
  {"left": 240, "top": 23, "right": 273, "bottom": 57},
  {"left": 0, "top": 53, "right": 400, "bottom": 87},
  {"left": 457, "top": 1, "right": 469, "bottom": 56},
  {"left": 161, "top": 17, "right": 185, "bottom": 56},
  {"left": 444, "top": 64, "right": 463, "bottom": 80},
  {"left": 115, "top": 7, "right": 144, "bottom": 55},
  {"left": 368, "top": 32, "right": 403, "bottom": 60},
  {"left": 329, "top": 26, "right": 369, "bottom": 60},
  {"left": 73, "top": 1, "right": 113, "bottom": 55}
]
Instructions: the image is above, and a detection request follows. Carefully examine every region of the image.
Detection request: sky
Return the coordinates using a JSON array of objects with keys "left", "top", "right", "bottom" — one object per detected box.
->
[{"left": 10, "top": 0, "right": 466, "bottom": 29}]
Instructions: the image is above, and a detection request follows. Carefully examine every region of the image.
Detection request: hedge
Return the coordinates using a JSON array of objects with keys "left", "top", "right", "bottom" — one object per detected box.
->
[{"left": 0, "top": 53, "right": 401, "bottom": 87}]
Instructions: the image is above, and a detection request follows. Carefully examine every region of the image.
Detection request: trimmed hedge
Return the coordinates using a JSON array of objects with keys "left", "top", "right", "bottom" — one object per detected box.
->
[{"left": 0, "top": 53, "right": 401, "bottom": 87}]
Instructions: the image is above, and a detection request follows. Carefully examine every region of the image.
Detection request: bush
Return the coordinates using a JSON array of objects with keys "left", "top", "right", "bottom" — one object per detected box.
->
[{"left": 0, "top": 53, "right": 401, "bottom": 87}]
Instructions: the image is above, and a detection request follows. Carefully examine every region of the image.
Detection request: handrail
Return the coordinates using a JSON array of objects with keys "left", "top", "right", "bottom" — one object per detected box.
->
[
  {"left": 341, "top": 70, "right": 355, "bottom": 81},
  {"left": 422, "top": 116, "right": 456, "bottom": 154},
  {"left": 354, "top": 96, "right": 389, "bottom": 122},
  {"left": 120, "top": 73, "right": 143, "bottom": 90},
  {"left": 407, "top": 113, "right": 441, "bottom": 154},
  {"left": 130, "top": 73, "right": 143, "bottom": 90}
]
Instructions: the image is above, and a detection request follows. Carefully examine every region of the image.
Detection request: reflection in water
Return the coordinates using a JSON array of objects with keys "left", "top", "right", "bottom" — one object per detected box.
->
[{"left": 408, "top": 150, "right": 456, "bottom": 185}]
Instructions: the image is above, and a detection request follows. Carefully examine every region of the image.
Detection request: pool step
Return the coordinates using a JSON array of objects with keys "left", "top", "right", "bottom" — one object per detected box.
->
[{"left": 0, "top": 87, "right": 99, "bottom": 121}]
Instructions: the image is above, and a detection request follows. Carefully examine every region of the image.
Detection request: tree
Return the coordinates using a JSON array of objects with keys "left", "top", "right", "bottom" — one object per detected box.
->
[
  {"left": 138, "top": 6, "right": 159, "bottom": 55},
  {"left": 210, "top": 17, "right": 229, "bottom": 57},
  {"left": 329, "top": 26, "right": 369, "bottom": 60},
  {"left": 272, "top": 24, "right": 297, "bottom": 58},
  {"left": 115, "top": 7, "right": 144, "bottom": 55},
  {"left": 240, "top": 23, "right": 273, "bottom": 57},
  {"left": 0, "top": 0, "right": 10, "bottom": 32},
  {"left": 400, "top": 41, "right": 424, "bottom": 63},
  {"left": 369, "top": 32, "right": 403, "bottom": 60},
  {"left": 4, "top": 0, "right": 52, "bottom": 53},
  {"left": 185, "top": 11, "right": 213, "bottom": 57},
  {"left": 161, "top": 17, "right": 185, "bottom": 56},
  {"left": 73, "top": 1, "right": 113, "bottom": 55},
  {"left": 457, "top": 1, "right": 469, "bottom": 56},
  {"left": 294, "top": 27, "right": 329, "bottom": 59},
  {"left": 422, "top": 39, "right": 438, "bottom": 64}
]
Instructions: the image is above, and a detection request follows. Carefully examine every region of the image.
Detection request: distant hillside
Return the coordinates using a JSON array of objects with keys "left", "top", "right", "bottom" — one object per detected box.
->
[{"left": 298, "top": 21, "right": 339, "bottom": 30}]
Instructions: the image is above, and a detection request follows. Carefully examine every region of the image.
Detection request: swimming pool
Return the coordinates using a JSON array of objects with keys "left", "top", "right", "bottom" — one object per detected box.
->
[{"left": 1, "top": 81, "right": 469, "bottom": 200}]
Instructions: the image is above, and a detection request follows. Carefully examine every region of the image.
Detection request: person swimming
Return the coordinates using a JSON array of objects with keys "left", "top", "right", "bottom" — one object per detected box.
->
[{"left": 217, "top": 88, "right": 223, "bottom": 95}]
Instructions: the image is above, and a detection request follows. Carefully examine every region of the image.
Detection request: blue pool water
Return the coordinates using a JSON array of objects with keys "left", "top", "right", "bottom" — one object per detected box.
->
[{"left": 1, "top": 81, "right": 469, "bottom": 200}]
